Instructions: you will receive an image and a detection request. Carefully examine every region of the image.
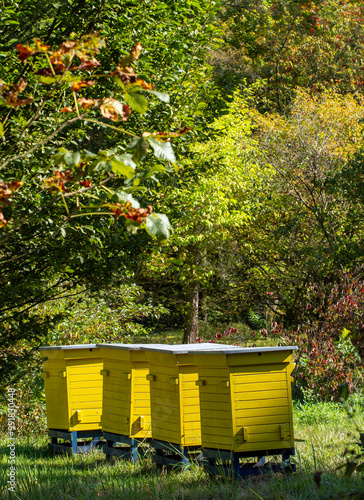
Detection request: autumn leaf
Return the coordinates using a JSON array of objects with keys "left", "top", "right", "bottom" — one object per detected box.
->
[
  {"left": 78, "top": 57, "right": 101, "bottom": 70},
  {"left": 35, "top": 39, "right": 50, "bottom": 52},
  {"left": 71, "top": 80, "right": 95, "bottom": 92},
  {"left": 100, "top": 98, "right": 130, "bottom": 121},
  {"left": 79, "top": 180, "right": 92, "bottom": 187},
  {"left": 0, "top": 181, "right": 23, "bottom": 206},
  {"left": 134, "top": 79, "right": 153, "bottom": 90},
  {"left": 77, "top": 98, "right": 100, "bottom": 110},
  {"left": 0, "top": 211, "right": 9, "bottom": 228},
  {"left": 16, "top": 44, "right": 35, "bottom": 62}
]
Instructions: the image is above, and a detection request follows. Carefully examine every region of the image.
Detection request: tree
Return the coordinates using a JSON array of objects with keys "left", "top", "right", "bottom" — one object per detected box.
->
[
  {"left": 138, "top": 92, "right": 267, "bottom": 342},
  {"left": 0, "top": 34, "right": 186, "bottom": 383},
  {"left": 0, "top": 0, "right": 222, "bottom": 382},
  {"left": 214, "top": 0, "right": 364, "bottom": 111}
]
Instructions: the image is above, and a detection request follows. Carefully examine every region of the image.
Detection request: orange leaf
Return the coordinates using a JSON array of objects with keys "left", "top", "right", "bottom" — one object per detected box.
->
[
  {"left": 71, "top": 80, "right": 95, "bottom": 92},
  {"left": 16, "top": 44, "right": 35, "bottom": 62}
]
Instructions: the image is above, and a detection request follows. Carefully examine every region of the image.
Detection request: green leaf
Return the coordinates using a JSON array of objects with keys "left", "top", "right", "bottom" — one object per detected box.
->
[
  {"left": 110, "top": 154, "right": 136, "bottom": 179},
  {"left": 112, "top": 75, "right": 127, "bottom": 91},
  {"left": 144, "top": 89, "right": 170, "bottom": 103},
  {"left": 144, "top": 165, "right": 167, "bottom": 179},
  {"left": 145, "top": 213, "right": 172, "bottom": 243},
  {"left": 356, "top": 463, "right": 364, "bottom": 473},
  {"left": 52, "top": 148, "right": 68, "bottom": 165},
  {"left": 64, "top": 150, "right": 81, "bottom": 166},
  {"left": 39, "top": 72, "right": 82, "bottom": 84},
  {"left": 0, "top": 122, "right": 4, "bottom": 138},
  {"left": 124, "top": 90, "right": 148, "bottom": 114},
  {"left": 128, "top": 137, "right": 148, "bottom": 165},
  {"left": 111, "top": 190, "right": 140, "bottom": 208},
  {"left": 38, "top": 76, "right": 57, "bottom": 84},
  {"left": 148, "top": 138, "right": 176, "bottom": 163},
  {"left": 341, "top": 328, "right": 351, "bottom": 339}
]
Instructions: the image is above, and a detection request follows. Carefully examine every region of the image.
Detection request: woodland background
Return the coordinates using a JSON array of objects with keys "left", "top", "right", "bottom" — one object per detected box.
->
[{"left": 0, "top": 0, "right": 364, "bottom": 428}]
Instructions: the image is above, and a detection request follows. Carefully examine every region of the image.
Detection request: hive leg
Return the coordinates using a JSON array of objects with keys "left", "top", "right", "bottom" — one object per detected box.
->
[{"left": 71, "top": 431, "right": 78, "bottom": 455}]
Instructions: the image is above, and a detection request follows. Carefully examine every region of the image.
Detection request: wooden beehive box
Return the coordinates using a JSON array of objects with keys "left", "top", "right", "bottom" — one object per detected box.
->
[
  {"left": 39, "top": 345, "right": 103, "bottom": 432},
  {"left": 98, "top": 343, "right": 159, "bottom": 440},
  {"left": 143, "top": 344, "right": 241, "bottom": 448},
  {"left": 192, "top": 346, "right": 297, "bottom": 453}
]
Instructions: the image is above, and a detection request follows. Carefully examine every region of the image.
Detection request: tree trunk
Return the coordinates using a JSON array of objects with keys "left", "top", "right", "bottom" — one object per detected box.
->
[
  {"left": 200, "top": 291, "right": 208, "bottom": 324},
  {"left": 183, "top": 285, "right": 199, "bottom": 344}
]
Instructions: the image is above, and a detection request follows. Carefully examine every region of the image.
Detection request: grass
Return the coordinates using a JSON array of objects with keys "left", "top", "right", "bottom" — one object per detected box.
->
[{"left": 1, "top": 400, "right": 363, "bottom": 500}]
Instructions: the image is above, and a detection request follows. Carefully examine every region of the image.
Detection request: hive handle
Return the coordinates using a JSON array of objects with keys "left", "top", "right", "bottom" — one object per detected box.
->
[
  {"left": 146, "top": 374, "right": 156, "bottom": 381},
  {"left": 139, "top": 415, "right": 144, "bottom": 429},
  {"left": 123, "top": 372, "right": 131, "bottom": 380},
  {"left": 100, "top": 369, "right": 109, "bottom": 376},
  {"left": 220, "top": 380, "right": 230, "bottom": 387},
  {"left": 58, "top": 371, "right": 66, "bottom": 378},
  {"left": 41, "top": 371, "right": 49, "bottom": 379},
  {"left": 242, "top": 427, "right": 248, "bottom": 442},
  {"left": 196, "top": 380, "right": 206, "bottom": 386},
  {"left": 280, "top": 424, "right": 287, "bottom": 439},
  {"left": 169, "top": 377, "right": 179, "bottom": 385}
]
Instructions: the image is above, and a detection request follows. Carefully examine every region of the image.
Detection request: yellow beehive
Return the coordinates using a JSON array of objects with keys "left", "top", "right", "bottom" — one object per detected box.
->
[
  {"left": 193, "top": 346, "right": 297, "bottom": 453},
  {"left": 143, "top": 344, "right": 240, "bottom": 448},
  {"left": 39, "top": 345, "right": 103, "bottom": 432},
  {"left": 98, "top": 344, "right": 156, "bottom": 439}
]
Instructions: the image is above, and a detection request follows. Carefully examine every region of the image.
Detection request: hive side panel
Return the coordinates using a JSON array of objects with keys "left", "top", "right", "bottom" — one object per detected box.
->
[
  {"left": 149, "top": 365, "right": 181, "bottom": 444},
  {"left": 130, "top": 364, "right": 152, "bottom": 439},
  {"left": 42, "top": 359, "right": 69, "bottom": 430},
  {"left": 180, "top": 369, "right": 201, "bottom": 447},
  {"left": 101, "top": 358, "right": 132, "bottom": 435},
  {"left": 198, "top": 366, "right": 234, "bottom": 450},
  {"left": 231, "top": 361, "right": 294, "bottom": 453},
  {"left": 67, "top": 359, "right": 103, "bottom": 431}
]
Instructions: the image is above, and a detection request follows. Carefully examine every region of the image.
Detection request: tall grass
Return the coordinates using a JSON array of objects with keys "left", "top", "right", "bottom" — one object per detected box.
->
[{"left": 1, "top": 400, "right": 363, "bottom": 499}]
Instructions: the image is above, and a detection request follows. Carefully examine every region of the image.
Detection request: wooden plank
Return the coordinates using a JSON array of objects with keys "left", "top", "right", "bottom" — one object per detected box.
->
[
  {"left": 198, "top": 367, "right": 230, "bottom": 377},
  {"left": 226, "top": 351, "right": 292, "bottom": 366},
  {"left": 200, "top": 401, "right": 232, "bottom": 412},
  {"left": 67, "top": 361, "right": 102, "bottom": 369},
  {"left": 234, "top": 398, "right": 288, "bottom": 410},
  {"left": 233, "top": 381, "right": 288, "bottom": 393},
  {"left": 199, "top": 385, "right": 231, "bottom": 396},
  {"left": 182, "top": 396, "right": 200, "bottom": 406},
  {"left": 236, "top": 422, "right": 291, "bottom": 436},
  {"left": 69, "top": 392, "right": 102, "bottom": 401},
  {"left": 68, "top": 382, "right": 102, "bottom": 392},
  {"left": 236, "top": 415, "right": 291, "bottom": 429},
  {"left": 234, "top": 439, "right": 294, "bottom": 453},
  {"left": 200, "top": 393, "right": 230, "bottom": 404},
  {"left": 230, "top": 364, "right": 287, "bottom": 374},
  {"left": 151, "top": 429, "right": 180, "bottom": 443},
  {"left": 234, "top": 390, "right": 288, "bottom": 402},
  {"left": 200, "top": 434, "right": 232, "bottom": 448},
  {"left": 68, "top": 399, "right": 102, "bottom": 409},
  {"left": 235, "top": 406, "right": 289, "bottom": 419},
  {"left": 149, "top": 380, "right": 181, "bottom": 392},
  {"left": 232, "top": 372, "right": 286, "bottom": 384},
  {"left": 203, "top": 425, "right": 234, "bottom": 438},
  {"left": 236, "top": 431, "right": 291, "bottom": 444}
]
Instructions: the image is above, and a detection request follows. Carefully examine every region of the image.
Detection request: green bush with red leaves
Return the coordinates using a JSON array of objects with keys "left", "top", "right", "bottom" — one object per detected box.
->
[{"left": 276, "top": 269, "right": 364, "bottom": 401}]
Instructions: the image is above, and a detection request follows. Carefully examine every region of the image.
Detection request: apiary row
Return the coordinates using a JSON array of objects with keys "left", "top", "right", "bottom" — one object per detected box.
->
[{"left": 40, "top": 343, "right": 297, "bottom": 466}]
